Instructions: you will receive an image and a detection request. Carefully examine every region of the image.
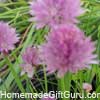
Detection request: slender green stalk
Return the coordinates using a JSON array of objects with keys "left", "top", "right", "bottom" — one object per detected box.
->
[
  {"left": 58, "top": 72, "right": 71, "bottom": 100},
  {"left": 43, "top": 66, "right": 48, "bottom": 93}
]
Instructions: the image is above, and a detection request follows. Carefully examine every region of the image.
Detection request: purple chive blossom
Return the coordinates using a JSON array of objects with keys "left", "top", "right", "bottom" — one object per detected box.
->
[
  {"left": 22, "top": 46, "right": 39, "bottom": 65},
  {"left": 21, "top": 46, "right": 40, "bottom": 78},
  {"left": 83, "top": 83, "right": 92, "bottom": 93},
  {"left": 29, "top": 0, "right": 84, "bottom": 29},
  {"left": 0, "top": 21, "right": 19, "bottom": 52},
  {"left": 20, "top": 64, "right": 34, "bottom": 78},
  {"left": 39, "top": 25, "right": 98, "bottom": 77}
]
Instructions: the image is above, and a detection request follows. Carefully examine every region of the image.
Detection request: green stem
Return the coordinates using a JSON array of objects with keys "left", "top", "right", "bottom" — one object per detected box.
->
[
  {"left": 58, "top": 72, "right": 71, "bottom": 100},
  {"left": 5, "top": 56, "right": 25, "bottom": 93},
  {"left": 43, "top": 66, "right": 48, "bottom": 92}
]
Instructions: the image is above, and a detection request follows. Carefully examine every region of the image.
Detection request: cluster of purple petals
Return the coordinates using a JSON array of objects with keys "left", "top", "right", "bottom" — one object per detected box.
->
[
  {"left": 29, "top": 0, "right": 84, "bottom": 29},
  {"left": 39, "top": 25, "right": 98, "bottom": 77},
  {"left": 0, "top": 21, "right": 19, "bottom": 52}
]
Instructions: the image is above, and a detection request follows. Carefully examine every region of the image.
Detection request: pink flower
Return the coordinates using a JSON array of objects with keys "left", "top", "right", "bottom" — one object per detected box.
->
[
  {"left": 20, "top": 64, "right": 34, "bottom": 78},
  {"left": 21, "top": 46, "right": 40, "bottom": 78},
  {"left": 39, "top": 25, "right": 98, "bottom": 77},
  {"left": 83, "top": 83, "right": 92, "bottom": 92},
  {"left": 22, "top": 46, "right": 39, "bottom": 65},
  {"left": 29, "top": 0, "right": 84, "bottom": 29},
  {"left": 0, "top": 21, "right": 19, "bottom": 52}
]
